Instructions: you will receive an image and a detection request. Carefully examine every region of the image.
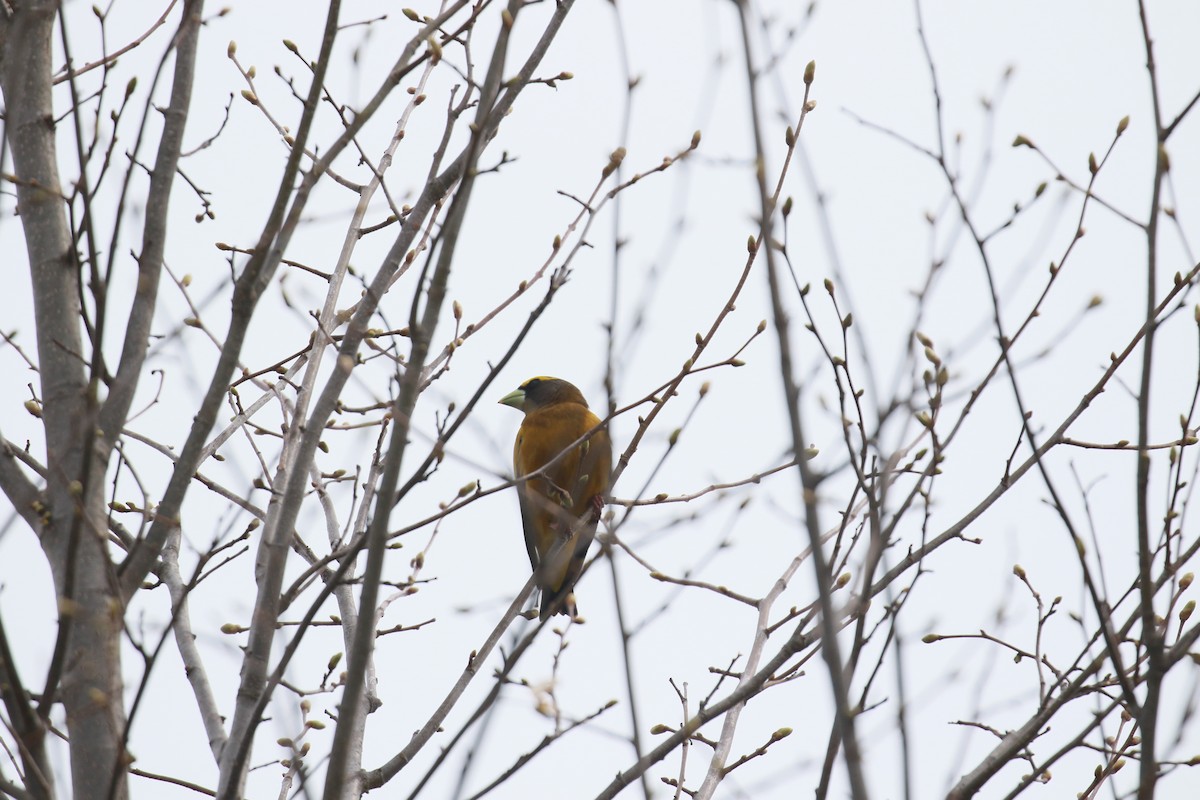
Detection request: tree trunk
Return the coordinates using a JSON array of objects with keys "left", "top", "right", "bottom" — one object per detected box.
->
[{"left": 0, "top": 2, "right": 128, "bottom": 797}]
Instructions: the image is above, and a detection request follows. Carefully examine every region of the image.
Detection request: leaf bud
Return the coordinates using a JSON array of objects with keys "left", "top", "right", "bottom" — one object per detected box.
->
[{"left": 602, "top": 147, "right": 626, "bottom": 178}]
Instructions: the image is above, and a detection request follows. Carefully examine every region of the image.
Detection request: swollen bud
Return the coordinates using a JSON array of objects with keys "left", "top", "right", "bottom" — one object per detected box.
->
[
  {"left": 803, "top": 60, "right": 816, "bottom": 86},
  {"left": 602, "top": 147, "right": 627, "bottom": 178}
]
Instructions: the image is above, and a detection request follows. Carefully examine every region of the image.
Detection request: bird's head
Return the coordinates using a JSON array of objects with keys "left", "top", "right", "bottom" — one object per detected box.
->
[{"left": 498, "top": 376, "right": 588, "bottom": 413}]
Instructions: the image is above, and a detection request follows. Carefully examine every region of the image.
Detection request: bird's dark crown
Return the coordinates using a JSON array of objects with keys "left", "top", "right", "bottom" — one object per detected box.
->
[{"left": 518, "top": 376, "right": 588, "bottom": 409}]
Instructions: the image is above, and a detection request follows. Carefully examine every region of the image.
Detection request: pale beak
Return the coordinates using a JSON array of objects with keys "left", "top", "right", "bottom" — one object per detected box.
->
[{"left": 498, "top": 388, "right": 525, "bottom": 410}]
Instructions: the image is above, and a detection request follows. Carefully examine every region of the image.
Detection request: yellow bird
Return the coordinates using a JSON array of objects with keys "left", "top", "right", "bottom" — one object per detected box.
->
[{"left": 499, "top": 377, "right": 612, "bottom": 620}]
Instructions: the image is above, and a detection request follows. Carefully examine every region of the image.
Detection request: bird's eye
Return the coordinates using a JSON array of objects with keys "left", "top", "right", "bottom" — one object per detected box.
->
[{"left": 525, "top": 378, "right": 541, "bottom": 390}]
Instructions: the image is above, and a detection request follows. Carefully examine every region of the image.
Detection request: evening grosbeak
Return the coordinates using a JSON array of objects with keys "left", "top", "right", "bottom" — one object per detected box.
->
[{"left": 499, "top": 377, "right": 612, "bottom": 620}]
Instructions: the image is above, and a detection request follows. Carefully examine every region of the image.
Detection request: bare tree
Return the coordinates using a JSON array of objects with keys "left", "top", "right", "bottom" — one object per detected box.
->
[{"left": 2, "top": 1, "right": 1200, "bottom": 799}]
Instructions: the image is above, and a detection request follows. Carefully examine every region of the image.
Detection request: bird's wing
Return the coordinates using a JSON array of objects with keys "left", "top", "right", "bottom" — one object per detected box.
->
[
  {"left": 541, "top": 410, "right": 612, "bottom": 618},
  {"left": 514, "top": 431, "right": 541, "bottom": 573}
]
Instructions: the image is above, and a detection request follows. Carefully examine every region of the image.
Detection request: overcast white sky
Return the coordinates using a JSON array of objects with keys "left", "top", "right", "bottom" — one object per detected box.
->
[{"left": 4, "top": 1, "right": 1200, "bottom": 798}]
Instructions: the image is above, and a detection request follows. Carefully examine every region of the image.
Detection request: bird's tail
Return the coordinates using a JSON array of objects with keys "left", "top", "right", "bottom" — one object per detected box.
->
[{"left": 539, "top": 589, "right": 578, "bottom": 621}]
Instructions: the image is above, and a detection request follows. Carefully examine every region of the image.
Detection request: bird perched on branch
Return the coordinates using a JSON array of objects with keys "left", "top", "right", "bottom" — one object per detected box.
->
[{"left": 499, "top": 377, "right": 612, "bottom": 621}]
